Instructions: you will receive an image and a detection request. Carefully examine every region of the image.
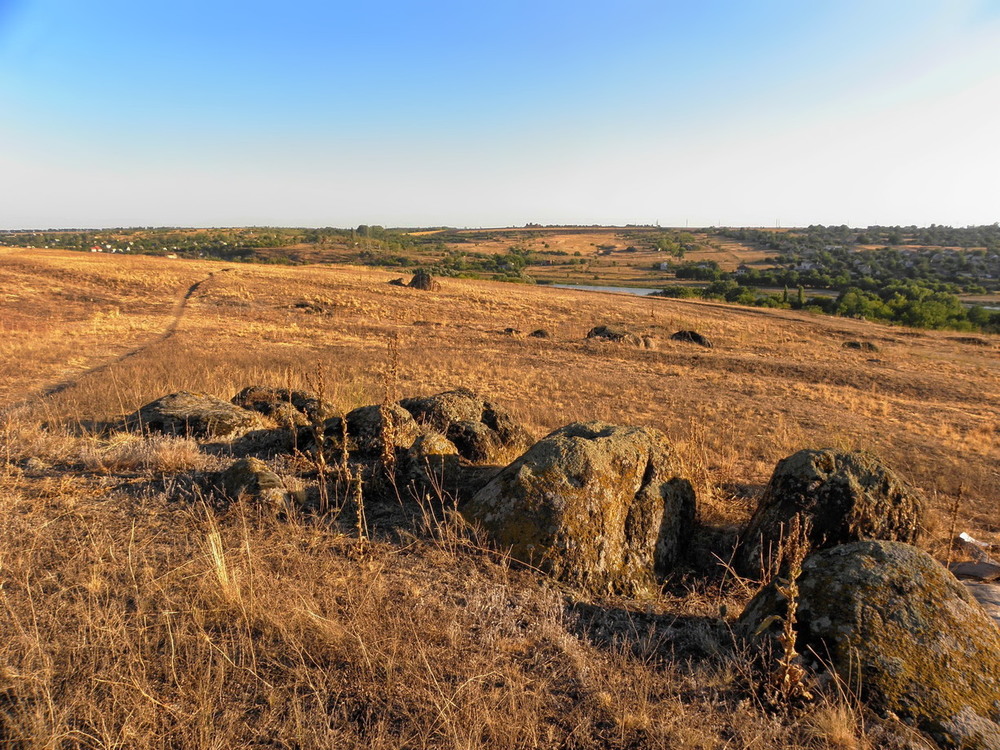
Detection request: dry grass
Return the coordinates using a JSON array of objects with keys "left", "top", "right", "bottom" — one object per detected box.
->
[{"left": 0, "top": 247, "right": 996, "bottom": 748}]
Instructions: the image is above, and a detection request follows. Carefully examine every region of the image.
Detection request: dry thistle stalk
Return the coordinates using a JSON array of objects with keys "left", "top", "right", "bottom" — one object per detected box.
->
[
  {"left": 378, "top": 333, "right": 402, "bottom": 502},
  {"left": 755, "top": 513, "right": 814, "bottom": 711},
  {"left": 305, "top": 366, "right": 330, "bottom": 515},
  {"left": 945, "top": 485, "right": 963, "bottom": 568}
]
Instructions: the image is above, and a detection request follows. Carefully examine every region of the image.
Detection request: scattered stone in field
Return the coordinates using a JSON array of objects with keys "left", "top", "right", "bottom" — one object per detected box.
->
[
  {"left": 585, "top": 325, "right": 655, "bottom": 348},
  {"left": 217, "top": 457, "right": 297, "bottom": 510},
  {"left": 124, "top": 391, "right": 262, "bottom": 439},
  {"left": 529, "top": 328, "right": 551, "bottom": 338},
  {"left": 399, "top": 388, "right": 532, "bottom": 463},
  {"left": 739, "top": 541, "right": 1000, "bottom": 750},
  {"left": 949, "top": 336, "right": 991, "bottom": 347},
  {"left": 463, "top": 421, "right": 696, "bottom": 595},
  {"left": 342, "top": 404, "right": 420, "bottom": 456},
  {"left": 400, "top": 432, "right": 461, "bottom": 499},
  {"left": 736, "top": 449, "right": 923, "bottom": 578},
  {"left": 388, "top": 277, "right": 407, "bottom": 287},
  {"left": 408, "top": 269, "right": 440, "bottom": 291},
  {"left": 843, "top": 340, "right": 879, "bottom": 352},
  {"left": 670, "top": 330, "right": 713, "bottom": 348},
  {"left": 502, "top": 327, "right": 521, "bottom": 337},
  {"left": 232, "top": 386, "right": 333, "bottom": 427},
  {"left": 291, "top": 300, "right": 327, "bottom": 314}
]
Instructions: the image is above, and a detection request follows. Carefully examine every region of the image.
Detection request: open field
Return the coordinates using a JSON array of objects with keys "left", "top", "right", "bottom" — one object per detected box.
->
[{"left": 0, "top": 248, "right": 998, "bottom": 747}]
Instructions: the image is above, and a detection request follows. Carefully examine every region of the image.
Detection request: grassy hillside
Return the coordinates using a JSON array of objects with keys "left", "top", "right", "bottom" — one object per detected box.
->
[{"left": 0, "top": 247, "right": 997, "bottom": 747}]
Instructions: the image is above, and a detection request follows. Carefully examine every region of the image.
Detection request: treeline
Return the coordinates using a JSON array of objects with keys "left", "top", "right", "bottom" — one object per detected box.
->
[
  {"left": 0, "top": 227, "right": 355, "bottom": 260},
  {"left": 656, "top": 280, "right": 1000, "bottom": 333},
  {"left": 714, "top": 226, "right": 1000, "bottom": 293},
  {"left": 722, "top": 224, "right": 1000, "bottom": 251}
]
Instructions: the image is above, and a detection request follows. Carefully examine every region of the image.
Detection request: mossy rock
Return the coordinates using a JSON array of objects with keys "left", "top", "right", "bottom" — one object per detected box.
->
[
  {"left": 739, "top": 541, "right": 1000, "bottom": 749},
  {"left": 462, "top": 422, "right": 696, "bottom": 596},
  {"left": 737, "top": 449, "right": 923, "bottom": 578},
  {"left": 399, "top": 388, "right": 532, "bottom": 464},
  {"left": 124, "top": 391, "right": 262, "bottom": 439}
]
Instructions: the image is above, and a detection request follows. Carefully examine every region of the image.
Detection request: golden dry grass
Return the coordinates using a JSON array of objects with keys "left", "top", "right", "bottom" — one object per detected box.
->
[{"left": 0, "top": 247, "right": 997, "bottom": 748}]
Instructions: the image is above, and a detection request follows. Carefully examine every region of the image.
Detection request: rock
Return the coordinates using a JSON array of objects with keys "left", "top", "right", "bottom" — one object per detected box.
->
[
  {"left": 739, "top": 541, "right": 1000, "bottom": 750},
  {"left": 446, "top": 420, "right": 503, "bottom": 464},
  {"left": 529, "top": 328, "right": 551, "bottom": 339},
  {"left": 586, "top": 325, "right": 645, "bottom": 347},
  {"left": 217, "top": 457, "right": 296, "bottom": 510},
  {"left": 399, "top": 388, "right": 532, "bottom": 463},
  {"left": 949, "top": 336, "right": 991, "bottom": 347},
  {"left": 462, "top": 422, "right": 696, "bottom": 595},
  {"left": 502, "top": 327, "right": 521, "bottom": 337},
  {"left": 843, "top": 340, "right": 879, "bottom": 352},
  {"left": 342, "top": 404, "right": 420, "bottom": 456},
  {"left": 408, "top": 269, "right": 439, "bottom": 291},
  {"left": 670, "top": 330, "right": 712, "bottom": 348},
  {"left": 951, "top": 561, "right": 1000, "bottom": 582},
  {"left": 231, "top": 386, "right": 334, "bottom": 427},
  {"left": 124, "top": 391, "right": 262, "bottom": 439},
  {"left": 230, "top": 428, "right": 300, "bottom": 457},
  {"left": 737, "top": 449, "right": 923, "bottom": 578},
  {"left": 400, "top": 433, "right": 462, "bottom": 500},
  {"left": 388, "top": 277, "right": 407, "bottom": 287},
  {"left": 965, "top": 583, "right": 1000, "bottom": 628}
]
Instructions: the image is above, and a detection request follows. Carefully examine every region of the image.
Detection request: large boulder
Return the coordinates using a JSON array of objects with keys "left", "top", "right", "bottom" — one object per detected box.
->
[
  {"left": 124, "top": 391, "right": 262, "bottom": 439},
  {"left": 231, "top": 386, "right": 334, "bottom": 427},
  {"left": 399, "top": 389, "right": 532, "bottom": 463},
  {"left": 462, "top": 422, "right": 696, "bottom": 595},
  {"left": 739, "top": 541, "right": 1000, "bottom": 750},
  {"left": 408, "top": 269, "right": 439, "bottom": 291},
  {"left": 737, "top": 449, "right": 923, "bottom": 578}
]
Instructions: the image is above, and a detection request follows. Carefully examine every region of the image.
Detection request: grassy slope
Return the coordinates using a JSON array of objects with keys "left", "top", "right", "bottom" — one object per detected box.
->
[{"left": 0, "top": 247, "right": 997, "bottom": 748}]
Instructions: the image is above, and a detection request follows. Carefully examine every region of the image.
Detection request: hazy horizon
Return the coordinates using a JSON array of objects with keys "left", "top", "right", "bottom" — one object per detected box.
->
[{"left": 2, "top": 0, "right": 999, "bottom": 230}]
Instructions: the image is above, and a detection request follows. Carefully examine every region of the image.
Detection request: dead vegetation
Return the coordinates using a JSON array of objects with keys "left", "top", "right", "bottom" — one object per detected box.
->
[{"left": 0, "top": 247, "right": 997, "bottom": 748}]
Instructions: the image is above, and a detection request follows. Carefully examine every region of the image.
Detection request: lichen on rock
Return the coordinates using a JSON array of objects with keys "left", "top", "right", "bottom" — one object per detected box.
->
[
  {"left": 737, "top": 449, "right": 923, "bottom": 578},
  {"left": 124, "top": 391, "right": 263, "bottom": 440},
  {"left": 462, "top": 421, "right": 695, "bottom": 596},
  {"left": 739, "top": 540, "right": 1000, "bottom": 750}
]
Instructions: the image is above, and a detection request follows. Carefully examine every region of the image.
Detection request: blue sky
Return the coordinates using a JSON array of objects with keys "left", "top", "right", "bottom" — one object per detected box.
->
[{"left": 1, "top": 0, "right": 998, "bottom": 228}]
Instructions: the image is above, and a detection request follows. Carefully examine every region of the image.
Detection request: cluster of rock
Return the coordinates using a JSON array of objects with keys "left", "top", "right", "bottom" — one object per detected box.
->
[
  {"left": 734, "top": 449, "right": 1000, "bottom": 749},
  {"left": 122, "top": 386, "right": 999, "bottom": 747},
  {"left": 584, "top": 325, "right": 713, "bottom": 350}
]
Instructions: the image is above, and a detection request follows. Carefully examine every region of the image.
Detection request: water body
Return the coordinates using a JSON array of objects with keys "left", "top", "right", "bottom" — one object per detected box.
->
[
  {"left": 550, "top": 284, "right": 658, "bottom": 296},
  {"left": 550, "top": 284, "right": 1000, "bottom": 311}
]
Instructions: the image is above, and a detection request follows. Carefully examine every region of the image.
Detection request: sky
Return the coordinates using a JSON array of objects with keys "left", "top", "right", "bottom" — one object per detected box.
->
[{"left": 1, "top": 0, "right": 999, "bottom": 229}]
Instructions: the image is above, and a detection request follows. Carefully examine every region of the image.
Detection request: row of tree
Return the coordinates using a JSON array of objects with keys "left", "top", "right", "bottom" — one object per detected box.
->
[{"left": 657, "top": 280, "right": 1000, "bottom": 332}]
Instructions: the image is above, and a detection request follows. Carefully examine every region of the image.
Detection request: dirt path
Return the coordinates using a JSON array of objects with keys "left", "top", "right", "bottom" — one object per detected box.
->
[{"left": 2, "top": 269, "right": 231, "bottom": 413}]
